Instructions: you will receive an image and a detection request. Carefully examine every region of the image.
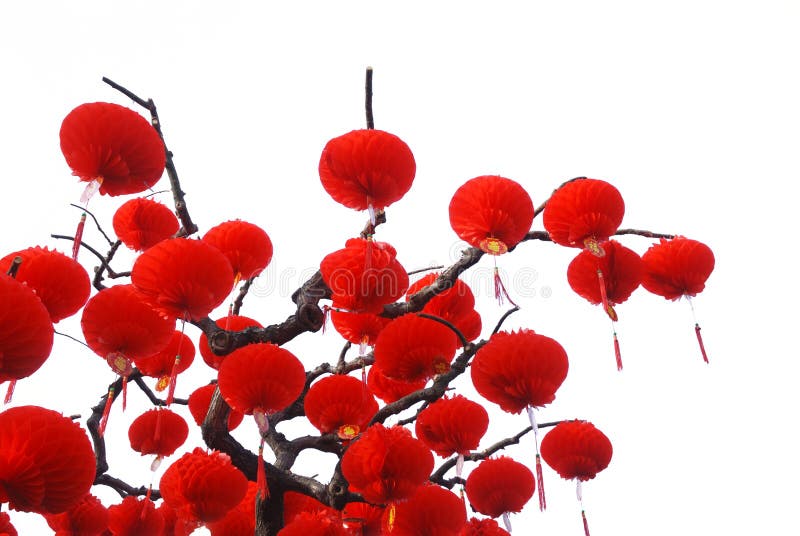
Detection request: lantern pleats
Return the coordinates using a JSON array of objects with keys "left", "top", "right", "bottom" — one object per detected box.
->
[
  {"left": 366, "top": 364, "right": 427, "bottom": 404},
  {"left": 0, "top": 513, "right": 17, "bottom": 536},
  {"left": 60, "top": 102, "right": 166, "bottom": 197},
  {"left": 44, "top": 493, "right": 109, "bottom": 536},
  {"left": 330, "top": 310, "right": 391, "bottom": 347},
  {"left": 319, "top": 129, "right": 416, "bottom": 212},
  {"left": 0, "top": 406, "right": 95, "bottom": 514},
  {"left": 282, "top": 490, "right": 340, "bottom": 526},
  {"left": 304, "top": 375, "right": 378, "bottom": 438},
  {"left": 199, "top": 315, "right": 263, "bottom": 370},
  {"left": 202, "top": 220, "right": 273, "bottom": 283},
  {"left": 341, "top": 424, "right": 434, "bottom": 504},
  {"left": 207, "top": 481, "right": 257, "bottom": 536},
  {"left": 642, "top": 237, "right": 715, "bottom": 300},
  {"left": 460, "top": 517, "right": 512, "bottom": 535},
  {"left": 568, "top": 240, "right": 642, "bottom": 311},
  {"left": 0, "top": 246, "right": 90, "bottom": 323},
  {"left": 543, "top": 178, "right": 625, "bottom": 249},
  {"left": 415, "top": 395, "right": 489, "bottom": 458},
  {"left": 0, "top": 273, "right": 54, "bottom": 382},
  {"left": 128, "top": 408, "right": 188, "bottom": 458},
  {"left": 159, "top": 448, "right": 248, "bottom": 524},
  {"left": 188, "top": 384, "right": 244, "bottom": 431},
  {"left": 113, "top": 198, "right": 179, "bottom": 251},
  {"left": 406, "top": 273, "right": 482, "bottom": 341},
  {"left": 341, "top": 502, "right": 384, "bottom": 536},
  {"left": 133, "top": 330, "right": 195, "bottom": 390},
  {"left": 373, "top": 314, "right": 458, "bottom": 382},
  {"left": 107, "top": 495, "right": 164, "bottom": 536},
  {"left": 131, "top": 238, "right": 234, "bottom": 320},
  {"left": 278, "top": 511, "right": 349, "bottom": 535},
  {"left": 465, "top": 456, "right": 535, "bottom": 519},
  {"left": 449, "top": 175, "right": 534, "bottom": 255},
  {"left": 383, "top": 484, "right": 466, "bottom": 536}
]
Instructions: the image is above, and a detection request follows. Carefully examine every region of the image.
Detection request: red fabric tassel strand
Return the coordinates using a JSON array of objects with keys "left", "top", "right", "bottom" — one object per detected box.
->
[
  {"left": 535, "top": 453, "right": 547, "bottom": 511},
  {"left": 257, "top": 439, "right": 269, "bottom": 500},
  {"left": 98, "top": 386, "right": 115, "bottom": 436},
  {"left": 596, "top": 269, "right": 617, "bottom": 321},
  {"left": 695, "top": 323, "right": 709, "bottom": 363},
  {"left": 122, "top": 375, "right": 128, "bottom": 411},
  {"left": 494, "top": 266, "right": 518, "bottom": 307},
  {"left": 4, "top": 380, "right": 16, "bottom": 404},
  {"left": 72, "top": 212, "right": 87, "bottom": 261},
  {"left": 582, "top": 509, "right": 591, "bottom": 536},
  {"left": 613, "top": 330, "right": 623, "bottom": 371}
]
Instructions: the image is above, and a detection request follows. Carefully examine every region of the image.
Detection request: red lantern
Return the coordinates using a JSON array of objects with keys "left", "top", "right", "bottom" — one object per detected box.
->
[
  {"left": 330, "top": 309, "right": 391, "bottom": 349},
  {"left": 341, "top": 423, "right": 434, "bottom": 504},
  {"left": 341, "top": 502, "right": 384, "bottom": 535},
  {"left": 0, "top": 406, "right": 95, "bottom": 514},
  {"left": 0, "top": 273, "right": 54, "bottom": 383},
  {"left": 0, "top": 246, "right": 90, "bottom": 323},
  {"left": 133, "top": 330, "right": 195, "bottom": 402},
  {"left": 113, "top": 198, "right": 179, "bottom": 251},
  {"left": 279, "top": 511, "right": 349, "bottom": 536},
  {"left": 320, "top": 238, "right": 408, "bottom": 314},
  {"left": 465, "top": 457, "right": 535, "bottom": 531},
  {"left": 0, "top": 513, "right": 16, "bottom": 536},
  {"left": 406, "top": 273, "right": 482, "bottom": 341},
  {"left": 319, "top": 129, "right": 416, "bottom": 219},
  {"left": 283, "top": 491, "right": 339, "bottom": 526},
  {"left": 415, "top": 394, "right": 489, "bottom": 460},
  {"left": 366, "top": 363, "right": 427, "bottom": 404},
  {"left": 543, "top": 178, "right": 625, "bottom": 253},
  {"left": 373, "top": 314, "right": 458, "bottom": 382},
  {"left": 206, "top": 482, "right": 257, "bottom": 536},
  {"left": 159, "top": 448, "right": 248, "bottom": 524},
  {"left": 641, "top": 237, "right": 715, "bottom": 362},
  {"left": 44, "top": 493, "right": 109, "bottom": 536},
  {"left": 188, "top": 384, "right": 244, "bottom": 431},
  {"left": 304, "top": 375, "right": 378, "bottom": 439},
  {"left": 541, "top": 420, "right": 613, "bottom": 536},
  {"left": 131, "top": 238, "right": 234, "bottom": 320},
  {"left": 449, "top": 175, "right": 534, "bottom": 255},
  {"left": 60, "top": 102, "right": 166, "bottom": 197},
  {"left": 460, "top": 517, "right": 511, "bottom": 535},
  {"left": 128, "top": 407, "right": 189, "bottom": 459},
  {"left": 157, "top": 499, "right": 196, "bottom": 536},
  {"left": 384, "top": 483, "right": 466, "bottom": 536},
  {"left": 107, "top": 496, "right": 164, "bottom": 536},
  {"left": 202, "top": 220, "right": 273, "bottom": 284},
  {"left": 199, "top": 314, "right": 263, "bottom": 370}
]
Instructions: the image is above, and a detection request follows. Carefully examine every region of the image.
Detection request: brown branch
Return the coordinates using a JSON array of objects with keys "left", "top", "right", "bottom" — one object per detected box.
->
[
  {"left": 232, "top": 277, "right": 255, "bottom": 315},
  {"left": 54, "top": 330, "right": 91, "bottom": 349},
  {"left": 94, "top": 473, "right": 159, "bottom": 500},
  {"left": 533, "top": 176, "right": 587, "bottom": 218},
  {"left": 130, "top": 373, "right": 188, "bottom": 406},
  {"left": 492, "top": 306, "right": 520, "bottom": 335},
  {"left": 365, "top": 67, "right": 374, "bottom": 129},
  {"left": 417, "top": 312, "right": 468, "bottom": 348},
  {"left": 615, "top": 228, "right": 675, "bottom": 239},
  {"left": 92, "top": 240, "right": 124, "bottom": 290},
  {"left": 6, "top": 256, "right": 21, "bottom": 277},
  {"left": 335, "top": 342, "right": 352, "bottom": 374},
  {"left": 51, "top": 234, "right": 129, "bottom": 291}
]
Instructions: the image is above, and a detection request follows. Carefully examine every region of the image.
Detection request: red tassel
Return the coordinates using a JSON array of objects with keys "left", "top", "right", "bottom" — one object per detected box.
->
[
  {"left": 536, "top": 453, "right": 547, "bottom": 511},
  {"left": 4, "top": 380, "right": 16, "bottom": 404},
  {"left": 72, "top": 213, "right": 87, "bottom": 261},
  {"left": 165, "top": 355, "right": 181, "bottom": 406},
  {"left": 494, "top": 267, "right": 518, "bottom": 307},
  {"left": 321, "top": 305, "right": 331, "bottom": 334},
  {"left": 695, "top": 323, "right": 709, "bottom": 363},
  {"left": 122, "top": 376, "right": 128, "bottom": 411},
  {"left": 613, "top": 331, "right": 623, "bottom": 371},
  {"left": 98, "top": 386, "right": 115, "bottom": 437},
  {"left": 596, "top": 269, "right": 617, "bottom": 321},
  {"left": 582, "top": 509, "right": 591, "bottom": 536},
  {"left": 257, "top": 440, "right": 269, "bottom": 500}
]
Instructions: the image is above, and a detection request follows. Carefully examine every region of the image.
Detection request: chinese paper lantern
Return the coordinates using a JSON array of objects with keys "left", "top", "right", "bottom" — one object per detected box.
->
[
  {"left": 366, "top": 363, "right": 427, "bottom": 404},
  {"left": 319, "top": 129, "right": 416, "bottom": 222},
  {"left": 159, "top": 448, "right": 248, "bottom": 524},
  {"left": 320, "top": 237, "right": 409, "bottom": 314},
  {"left": 283, "top": 491, "right": 339, "bottom": 525},
  {"left": 642, "top": 237, "right": 715, "bottom": 363},
  {"left": 0, "top": 513, "right": 16, "bottom": 536},
  {"left": 128, "top": 408, "right": 189, "bottom": 469},
  {"left": 208, "top": 481, "right": 257, "bottom": 536},
  {"left": 449, "top": 176, "right": 534, "bottom": 304},
  {"left": 304, "top": 375, "right": 378, "bottom": 439},
  {"left": 373, "top": 314, "right": 458, "bottom": 382},
  {"left": 0, "top": 246, "right": 90, "bottom": 323},
  {"left": 341, "top": 423, "right": 434, "bottom": 504},
  {"left": 415, "top": 395, "right": 488, "bottom": 478},
  {"left": 471, "top": 329, "right": 569, "bottom": 510},
  {"left": 198, "top": 314, "right": 263, "bottom": 370},
  {"left": 541, "top": 420, "right": 613, "bottom": 536},
  {"left": 113, "top": 197, "right": 179, "bottom": 251},
  {"left": 0, "top": 273, "right": 54, "bottom": 383},
  {"left": 543, "top": 178, "right": 625, "bottom": 254},
  {"left": 342, "top": 502, "right": 384, "bottom": 535},
  {"left": 202, "top": 220, "right": 273, "bottom": 285},
  {"left": 278, "top": 511, "right": 349, "bottom": 536},
  {"left": 44, "top": 493, "right": 109, "bottom": 536},
  {"left": 384, "top": 483, "right": 466, "bottom": 536},
  {"left": 107, "top": 496, "right": 164, "bottom": 536},
  {"left": 460, "top": 517, "right": 511, "bottom": 535},
  {"left": 157, "top": 500, "right": 196, "bottom": 536},
  {"left": 133, "top": 330, "right": 195, "bottom": 404},
  {"left": 188, "top": 384, "right": 244, "bottom": 431},
  {"left": 406, "top": 273, "right": 482, "bottom": 341},
  {"left": 132, "top": 238, "right": 234, "bottom": 321},
  {"left": 0, "top": 406, "right": 95, "bottom": 514},
  {"left": 567, "top": 239, "right": 643, "bottom": 369},
  {"left": 330, "top": 309, "right": 391, "bottom": 355},
  {"left": 465, "top": 456, "right": 535, "bottom": 532}
]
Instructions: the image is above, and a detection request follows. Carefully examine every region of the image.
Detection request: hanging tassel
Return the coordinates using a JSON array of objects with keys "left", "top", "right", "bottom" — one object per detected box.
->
[
  {"left": 165, "top": 355, "right": 181, "bottom": 406},
  {"left": 4, "top": 380, "right": 16, "bottom": 404},
  {"left": 257, "top": 439, "right": 269, "bottom": 500},
  {"left": 613, "top": 329, "right": 623, "bottom": 371},
  {"left": 695, "top": 323, "right": 709, "bottom": 363},
  {"left": 494, "top": 266, "right": 518, "bottom": 307},
  {"left": 596, "top": 269, "right": 617, "bottom": 321},
  {"left": 121, "top": 375, "right": 128, "bottom": 411},
  {"left": 72, "top": 212, "right": 87, "bottom": 261},
  {"left": 576, "top": 479, "right": 590, "bottom": 536},
  {"left": 98, "top": 386, "right": 115, "bottom": 436},
  {"left": 502, "top": 511, "right": 512, "bottom": 532},
  {"left": 526, "top": 405, "right": 546, "bottom": 511},
  {"left": 321, "top": 305, "right": 331, "bottom": 334},
  {"left": 582, "top": 510, "right": 591, "bottom": 536}
]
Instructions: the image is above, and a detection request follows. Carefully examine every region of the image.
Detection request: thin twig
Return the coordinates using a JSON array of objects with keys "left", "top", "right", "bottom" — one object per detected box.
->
[
  {"left": 54, "top": 330, "right": 91, "bottom": 349},
  {"left": 407, "top": 265, "right": 445, "bottom": 276},
  {"left": 130, "top": 373, "right": 188, "bottom": 406},
  {"left": 417, "top": 312, "right": 469, "bottom": 348},
  {"left": 492, "top": 306, "right": 520, "bottom": 335},
  {"left": 70, "top": 203, "right": 114, "bottom": 245},
  {"left": 615, "top": 228, "right": 675, "bottom": 240},
  {"left": 94, "top": 473, "right": 160, "bottom": 500},
  {"left": 232, "top": 277, "right": 255, "bottom": 316},
  {"left": 532, "top": 176, "right": 587, "bottom": 218},
  {"left": 335, "top": 342, "right": 352, "bottom": 374},
  {"left": 365, "top": 67, "right": 374, "bottom": 129},
  {"left": 6, "top": 256, "right": 21, "bottom": 277}
]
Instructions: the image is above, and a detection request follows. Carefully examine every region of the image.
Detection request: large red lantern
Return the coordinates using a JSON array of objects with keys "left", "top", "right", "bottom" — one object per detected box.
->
[
  {"left": 44, "top": 493, "right": 109, "bottom": 536},
  {"left": 303, "top": 374, "right": 378, "bottom": 440},
  {"left": 341, "top": 423, "right": 434, "bottom": 504},
  {"left": 320, "top": 238, "right": 408, "bottom": 314},
  {"left": 0, "top": 406, "right": 95, "bottom": 514},
  {"left": 131, "top": 237, "right": 234, "bottom": 320},
  {"left": 128, "top": 407, "right": 189, "bottom": 466},
  {"left": 406, "top": 273, "right": 482, "bottom": 341},
  {"left": 385, "top": 483, "right": 466, "bottom": 535},
  {"left": 319, "top": 129, "right": 416, "bottom": 221},
  {"left": 642, "top": 237, "right": 715, "bottom": 363},
  {"left": 543, "top": 178, "right": 625, "bottom": 253},
  {"left": 541, "top": 420, "right": 613, "bottom": 536},
  {"left": 465, "top": 456, "right": 535, "bottom": 532},
  {"left": 0, "top": 246, "right": 90, "bottom": 323},
  {"left": 188, "top": 384, "right": 245, "bottom": 431},
  {"left": 202, "top": 220, "right": 273, "bottom": 285},
  {"left": 199, "top": 314, "right": 263, "bottom": 370},
  {"left": 373, "top": 314, "right": 458, "bottom": 382},
  {"left": 107, "top": 495, "right": 164, "bottom": 536},
  {"left": 341, "top": 502, "right": 384, "bottom": 535},
  {"left": 160, "top": 448, "right": 248, "bottom": 525},
  {"left": 113, "top": 197, "right": 179, "bottom": 251},
  {"left": 60, "top": 102, "right": 166, "bottom": 197}
]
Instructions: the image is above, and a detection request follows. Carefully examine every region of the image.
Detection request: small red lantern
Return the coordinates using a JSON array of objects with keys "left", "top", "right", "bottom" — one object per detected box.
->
[
  {"left": 373, "top": 314, "right": 458, "bottom": 383},
  {"left": 188, "top": 384, "right": 245, "bottom": 431},
  {"left": 366, "top": 363, "right": 427, "bottom": 404},
  {"left": 0, "top": 246, "right": 90, "bottom": 323},
  {"left": 465, "top": 456, "right": 535, "bottom": 531},
  {"left": 406, "top": 273, "right": 482, "bottom": 341},
  {"left": 131, "top": 237, "right": 234, "bottom": 321},
  {"left": 133, "top": 330, "right": 195, "bottom": 404},
  {"left": 342, "top": 502, "right": 384, "bottom": 535},
  {"left": 541, "top": 420, "right": 613, "bottom": 536},
  {"left": 202, "top": 220, "right": 274, "bottom": 285},
  {"left": 199, "top": 314, "right": 263, "bottom": 370},
  {"left": 304, "top": 375, "right": 378, "bottom": 440},
  {"left": 44, "top": 493, "right": 109, "bottom": 536},
  {"left": 278, "top": 511, "right": 349, "bottom": 536},
  {"left": 107, "top": 495, "right": 164, "bottom": 535},
  {"left": 319, "top": 129, "right": 416, "bottom": 221},
  {"left": 385, "top": 483, "right": 466, "bottom": 535},
  {"left": 128, "top": 407, "right": 189, "bottom": 465},
  {"left": 543, "top": 178, "right": 624, "bottom": 253},
  {"left": 341, "top": 423, "right": 434, "bottom": 504},
  {"left": 113, "top": 197, "right": 179, "bottom": 251},
  {"left": 330, "top": 309, "right": 391, "bottom": 352},
  {"left": 159, "top": 448, "right": 248, "bottom": 524},
  {"left": 460, "top": 517, "right": 511, "bottom": 535}
]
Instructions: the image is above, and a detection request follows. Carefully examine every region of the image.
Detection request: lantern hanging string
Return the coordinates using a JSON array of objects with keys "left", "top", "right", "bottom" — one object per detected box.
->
[{"left": 527, "top": 405, "right": 546, "bottom": 511}]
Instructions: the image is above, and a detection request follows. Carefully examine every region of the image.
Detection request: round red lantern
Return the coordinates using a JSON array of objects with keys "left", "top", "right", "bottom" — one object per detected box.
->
[
  {"left": 279, "top": 511, "right": 349, "bottom": 536},
  {"left": 406, "top": 273, "right": 482, "bottom": 341},
  {"left": 465, "top": 456, "right": 535, "bottom": 528},
  {"left": 207, "top": 481, "right": 257, "bottom": 536},
  {"left": 202, "top": 220, "right": 273, "bottom": 284},
  {"left": 385, "top": 483, "right": 466, "bottom": 535},
  {"left": 128, "top": 407, "right": 189, "bottom": 458},
  {"left": 366, "top": 363, "right": 427, "bottom": 404},
  {"left": 330, "top": 309, "right": 391, "bottom": 349},
  {"left": 460, "top": 517, "right": 511, "bottom": 535},
  {"left": 133, "top": 330, "right": 195, "bottom": 396},
  {"left": 283, "top": 491, "right": 339, "bottom": 526},
  {"left": 0, "top": 513, "right": 16, "bottom": 536},
  {"left": 44, "top": 493, "right": 108, "bottom": 536},
  {"left": 342, "top": 502, "right": 383, "bottom": 535},
  {"left": 107, "top": 496, "right": 164, "bottom": 535},
  {"left": 641, "top": 237, "right": 715, "bottom": 300},
  {"left": 60, "top": 102, "right": 166, "bottom": 197},
  {"left": 415, "top": 394, "right": 489, "bottom": 459},
  {"left": 188, "top": 384, "right": 245, "bottom": 431},
  {"left": 304, "top": 375, "right": 378, "bottom": 439},
  {"left": 373, "top": 314, "right": 458, "bottom": 383},
  {"left": 199, "top": 314, "right": 263, "bottom": 370},
  {"left": 113, "top": 197, "right": 179, "bottom": 251}
]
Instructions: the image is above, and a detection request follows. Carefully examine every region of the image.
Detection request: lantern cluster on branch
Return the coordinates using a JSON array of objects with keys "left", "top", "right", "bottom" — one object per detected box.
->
[{"left": 0, "top": 71, "right": 715, "bottom": 536}]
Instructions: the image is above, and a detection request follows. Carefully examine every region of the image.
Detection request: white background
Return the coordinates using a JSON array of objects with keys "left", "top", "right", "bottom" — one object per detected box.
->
[{"left": 1, "top": 2, "right": 798, "bottom": 534}]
